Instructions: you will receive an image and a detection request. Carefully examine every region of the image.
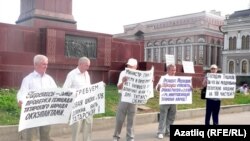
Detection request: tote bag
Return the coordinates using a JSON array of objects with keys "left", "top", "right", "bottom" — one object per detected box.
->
[{"left": 201, "top": 87, "right": 206, "bottom": 99}]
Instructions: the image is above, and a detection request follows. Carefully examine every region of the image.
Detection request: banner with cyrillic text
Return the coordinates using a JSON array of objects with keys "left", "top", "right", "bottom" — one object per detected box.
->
[
  {"left": 121, "top": 67, "right": 154, "bottom": 104},
  {"left": 206, "top": 73, "right": 236, "bottom": 99},
  {"left": 69, "top": 81, "right": 105, "bottom": 125},
  {"left": 18, "top": 88, "right": 75, "bottom": 131},
  {"left": 159, "top": 76, "right": 192, "bottom": 104}
]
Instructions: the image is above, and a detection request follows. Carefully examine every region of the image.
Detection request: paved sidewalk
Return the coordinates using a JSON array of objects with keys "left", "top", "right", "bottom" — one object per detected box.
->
[{"left": 52, "top": 111, "right": 250, "bottom": 141}]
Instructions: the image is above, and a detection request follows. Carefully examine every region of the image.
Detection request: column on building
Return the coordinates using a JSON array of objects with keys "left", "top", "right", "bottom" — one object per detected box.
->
[
  {"left": 161, "top": 47, "right": 167, "bottom": 63},
  {"left": 190, "top": 45, "right": 193, "bottom": 63},
  {"left": 181, "top": 45, "right": 184, "bottom": 62},
  {"left": 222, "top": 56, "right": 227, "bottom": 73},
  {"left": 214, "top": 46, "right": 218, "bottom": 65},
  {"left": 150, "top": 48, "right": 153, "bottom": 62},
  {"left": 174, "top": 46, "right": 176, "bottom": 64},
  {"left": 158, "top": 46, "right": 161, "bottom": 63},
  {"left": 144, "top": 48, "right": 147, "bottom": 61},
  {"left": 236, "top": 31, "right": 241, "bottom": 49},
  {"left": 224, "top": 33, "right": 229, "bottom": 50},
  {"left": 217, "top": 46, "right": 222, "bottom": 67},
  {"left": 192, "top": 45, "right": 196, "bottom": 65},
  {"left": 208, "top": 45, "right": 211, "bottom": 66}
]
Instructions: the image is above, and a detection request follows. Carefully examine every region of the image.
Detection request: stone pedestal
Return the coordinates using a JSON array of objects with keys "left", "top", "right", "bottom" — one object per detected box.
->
[{"left": 16, "top": 0, "right": 76, "bottom": 29}]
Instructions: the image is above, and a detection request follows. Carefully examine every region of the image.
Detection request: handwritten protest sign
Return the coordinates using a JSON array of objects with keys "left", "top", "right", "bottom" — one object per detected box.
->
[
  {"left": 182, "top": 61, "right": 195, "bottom": 73},
  {"left": 159, "top": 76, "right": 192, "bottom": 104},
  {"left": 70, "top": 81, "right": 105, "bottom": 125},
  {"left": 206, "top": 73, "right": 236, "bottom": 99},
  {"left": 121, "top": 67, "right": 154, "bottom": 104},
  {"left": 18, "top": 88, "right": 75, "bottom": 131}
]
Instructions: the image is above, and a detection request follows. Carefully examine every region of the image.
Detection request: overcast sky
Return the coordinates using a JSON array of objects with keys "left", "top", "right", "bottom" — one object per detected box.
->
[{"left": 0, "top": 0, "right": 249, "bottom": 34}]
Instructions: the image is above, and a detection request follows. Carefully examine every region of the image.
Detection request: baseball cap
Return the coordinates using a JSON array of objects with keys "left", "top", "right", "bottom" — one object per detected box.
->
[{"left": 127, "top": 58, "right": 138, "bottom": 66}]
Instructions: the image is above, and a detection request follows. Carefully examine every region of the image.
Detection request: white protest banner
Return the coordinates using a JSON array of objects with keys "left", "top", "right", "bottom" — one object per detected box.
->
[
  {"left": 206, "top": 73, "right": 236, "bottom": 99},
  {"left": 121, "top": 67, "right": 154, "bottom": 104},
  {"left": 182, "top": 61, "right": 195, "bottom": 73},
  {"left": 18, "top": 88, "right": 75, "bottom": 132},
  {"left": 159, "top": 76, "right": 192, "bottom": 104},
  {"left": 165, "top": 54, "right": 175, "bottom": 66},
  {"left": 70, "top": 81, "right": 105, "bottom": 125}
]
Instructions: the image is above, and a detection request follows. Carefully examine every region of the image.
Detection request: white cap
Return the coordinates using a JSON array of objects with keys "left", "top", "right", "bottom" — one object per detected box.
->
[
  {"left": 127, "top": 58, "right": 138, "bottom": 66},
  {"left": 210, "top": 64, "right": 218, "bottom": 69}
]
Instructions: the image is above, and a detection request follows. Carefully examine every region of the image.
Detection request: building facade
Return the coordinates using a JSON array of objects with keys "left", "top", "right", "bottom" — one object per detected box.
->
[
  {"left": 114, "top": 11, "right": 224, "bottom": 71},
  {"left": 221, "top": 9, "right": 250, "bottom": 79}
]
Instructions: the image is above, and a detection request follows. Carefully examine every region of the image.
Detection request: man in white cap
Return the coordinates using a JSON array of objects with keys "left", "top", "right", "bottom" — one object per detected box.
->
[
  {"left": 202, "top": 64, "right": 221, "bottom": 125},
  {"left": 113, "top": 58, "right": 138, "bottom": 141}
]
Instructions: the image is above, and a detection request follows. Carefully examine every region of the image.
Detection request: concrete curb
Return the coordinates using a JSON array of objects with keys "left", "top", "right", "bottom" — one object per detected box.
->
[{"left": 1, "top": 104, "right": 250, "bottom": 141}]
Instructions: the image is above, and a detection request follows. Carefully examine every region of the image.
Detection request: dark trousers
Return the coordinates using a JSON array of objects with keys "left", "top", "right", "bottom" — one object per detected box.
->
[{"left": 205, "top": 99, "right": 221, "bottom": 125}]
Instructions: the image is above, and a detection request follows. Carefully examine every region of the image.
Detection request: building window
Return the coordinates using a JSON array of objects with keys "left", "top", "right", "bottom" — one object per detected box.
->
[
  {"left": 184, "top": 38, "right": 191, "bottom": 61},
  {"left": 229, "top": 37, "right": 237, "bottom": 50},
  {"left": 161, "top": 40, "right": 168, "bottom": 46},
  {"left": 147, "top": 42, "right": 153, "bottom": 47},
  {"left": 154, "top": 41, "right": 161, "bottom": 46},
  {"left": 168, "top": 47, "right": 174, "bottom": 55},
  {"left": 161, "top": 47, "right": 166, "bottom": 62},
  {"left": 246, "top": 35, "right": 250, "bottom": 49},
  {"left": 233, "top": 37, "right": 237, "bottom": 50},
  {"left": 217, "top": 40, "right": 221, "bottom": 45},
  {"left": 241, "top": 60, "right": 248, "bottom": 73},
  {"left": 242, "top": 36, "right": 246, "bottom": 49},
  {"left": 229, "top": 37, "right": 233, "bottom": 50},
  {"left": 153, "top": 48, "right": 159, "bottom": 62},
  {"left": 198, "top": 38, "right": 205, "bottom": 43},
  {"left": 169, "top": 40, "right": 174, "bottom": 45},
  {"left": 176, "top": 46, "right": 182, "bottom": 64},
  {"left": 184, "top": 46, "right": 191, "bottom": 61},
  {"left": 147, "top": 49, "right": 151, "bottom": 61},
  {"left": 198, "top": 45, "right": 204, "bottom": 65},
  {"left": 229, "top": 61, "right": 234, "bottom": 73}
]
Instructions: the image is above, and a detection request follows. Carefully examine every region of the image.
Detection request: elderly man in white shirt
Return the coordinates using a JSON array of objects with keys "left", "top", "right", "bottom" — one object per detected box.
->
[
  {"left": 63, "top": 57, "right": 92, "bottom": 141},
  {"left": 17, "top": 54, "right": 57, "bottom": 141}
]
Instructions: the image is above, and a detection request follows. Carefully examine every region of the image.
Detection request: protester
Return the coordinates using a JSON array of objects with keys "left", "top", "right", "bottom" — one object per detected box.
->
[
  {"left": 202, "top": 64, "right": 221, "bottom": 125},
  {"left": 155, "top": 64, "right": 177, "bottom": 139},
  {"left": 17, "top": 54, "right": 57, "bottom": 141},
  {"left": 113, "top": 58, "right": 138, "bottom": 141},
  {"left": 63, "top": 57, "right": 92, "bottom": 141}
]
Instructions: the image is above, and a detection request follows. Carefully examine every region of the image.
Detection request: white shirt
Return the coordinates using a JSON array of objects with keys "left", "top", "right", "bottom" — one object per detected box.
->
[
  {"left": 63, "top": 67, "right": 91, "bottom": 89},
  {"left": 117, "top": 70, "right": 126, "bottom": 93},
  {"left": 17, "top": 71, "right": 57, "bottom": 102}
]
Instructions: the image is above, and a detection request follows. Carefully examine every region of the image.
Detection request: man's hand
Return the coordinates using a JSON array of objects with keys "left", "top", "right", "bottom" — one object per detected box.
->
[{"left": 18, "top": 101, "right": 22, "bottom": 108}]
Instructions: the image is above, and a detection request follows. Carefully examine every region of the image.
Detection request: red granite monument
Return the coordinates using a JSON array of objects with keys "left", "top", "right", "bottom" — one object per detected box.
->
[{"left": 0, "top": 0, "right": 203, "bottom": 88}]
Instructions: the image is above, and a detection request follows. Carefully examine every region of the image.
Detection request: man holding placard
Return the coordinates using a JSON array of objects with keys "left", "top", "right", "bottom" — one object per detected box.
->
[
  {"left": 17, "top": 54, "right": 57, "bottom": 141},
  {"left": 156, "top": 64, "right": 177, "bottom": 139},
  {"left": 113, "top": 58, "right": 138, "bottom": 141},
  {"left": 63, "top": 57, "right": 92, "bottom": 141},
  {"left": 202, "top": 64, "right": 221, "bottom": 125}
]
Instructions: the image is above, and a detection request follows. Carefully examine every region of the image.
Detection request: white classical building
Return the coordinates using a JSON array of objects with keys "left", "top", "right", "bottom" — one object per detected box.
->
[
  {"left": 221, "top": 9, "right": 250, "bottom": 77},
  {"left": 114, "top": 10, "right": 224, "bottom": 71}
]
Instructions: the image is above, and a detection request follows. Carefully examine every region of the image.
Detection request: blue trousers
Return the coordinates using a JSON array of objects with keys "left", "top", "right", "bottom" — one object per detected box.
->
[{"left": 205, "top": 99, "right": 221, "bottom": 125}]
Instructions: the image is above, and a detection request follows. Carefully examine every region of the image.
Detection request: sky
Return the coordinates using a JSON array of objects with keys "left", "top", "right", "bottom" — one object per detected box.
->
[{"left": 0, "top": 0, "right": 249, "bottom": 34}]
